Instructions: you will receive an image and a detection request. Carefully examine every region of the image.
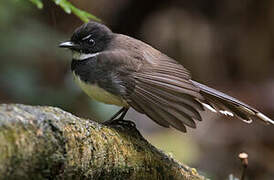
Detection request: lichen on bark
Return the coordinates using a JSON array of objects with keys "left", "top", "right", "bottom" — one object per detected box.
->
[{"left": 0, "top": 104, "right": 206, "bottom": 180}]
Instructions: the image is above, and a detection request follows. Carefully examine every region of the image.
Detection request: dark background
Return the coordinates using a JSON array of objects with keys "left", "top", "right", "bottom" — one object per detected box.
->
[{"left": 1, "top": 0, "right": 274, "bottom": 179}]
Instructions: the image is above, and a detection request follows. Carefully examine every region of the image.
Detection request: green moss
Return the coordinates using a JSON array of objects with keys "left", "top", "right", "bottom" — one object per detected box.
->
[{"left": 0, "top": 104, "right": 206, "bottom": 180}]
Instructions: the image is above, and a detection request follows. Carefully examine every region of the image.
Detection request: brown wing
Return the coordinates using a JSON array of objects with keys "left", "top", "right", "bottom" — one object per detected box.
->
[
  {"left": 126, "top": 54, "right": 274, "bottom": 130},
  {"left": 101, "top": 45, "right": 273, "bottom": 133},
  {"left": 123, "top": 54, "right": 205, "bottom": 132}
]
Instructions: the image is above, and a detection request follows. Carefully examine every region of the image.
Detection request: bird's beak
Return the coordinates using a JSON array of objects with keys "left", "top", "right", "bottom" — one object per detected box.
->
[{"left": 59, "top": 41, "right": 77, "bottom": 48}]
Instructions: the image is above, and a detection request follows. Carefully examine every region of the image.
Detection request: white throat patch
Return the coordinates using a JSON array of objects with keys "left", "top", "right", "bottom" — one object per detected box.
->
[{"left": 72, "top": 51, "right": 100, "bottom": 60}]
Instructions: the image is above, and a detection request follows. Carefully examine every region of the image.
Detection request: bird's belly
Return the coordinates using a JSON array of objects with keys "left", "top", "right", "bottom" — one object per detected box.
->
[{"left": 73, "top": 73, "right": 128, "bottom": 107}]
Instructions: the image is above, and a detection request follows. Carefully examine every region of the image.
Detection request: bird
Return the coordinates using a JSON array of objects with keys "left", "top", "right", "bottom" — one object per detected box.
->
[{"left": 59, "top": 21, "right": 274, "bottom": 133}]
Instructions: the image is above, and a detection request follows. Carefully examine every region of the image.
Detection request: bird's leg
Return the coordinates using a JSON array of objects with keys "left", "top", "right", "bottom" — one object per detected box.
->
[
  {"left": 109, "top": 107, "right": 127, "bottom": 121},
  {"left": 118, "top": 108, "right": 129, "bottom": 120},
  {"left": 103, "top": 107, "right": 128, "bottom": 124},
  {"left": 103, "top": 107, "right": 135, "bottom": 127}
]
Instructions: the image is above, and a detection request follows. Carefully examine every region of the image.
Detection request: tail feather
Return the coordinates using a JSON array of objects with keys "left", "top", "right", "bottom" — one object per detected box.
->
[{"left": 191, "top": 80, "right": 274, "bottom": 125}]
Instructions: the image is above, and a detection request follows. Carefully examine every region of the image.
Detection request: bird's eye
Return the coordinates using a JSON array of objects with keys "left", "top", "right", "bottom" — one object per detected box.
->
[
  {"left": 89, "top": 38, "right": 95, "bottom": 46},
  {"left": 82, "top": 35, "right": 95, "bottom": 46}
]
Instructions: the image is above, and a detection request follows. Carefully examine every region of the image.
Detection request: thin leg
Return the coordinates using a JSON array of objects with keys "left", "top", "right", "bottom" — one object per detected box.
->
[
  {"left": 103, "top": 107, "right": 131, "bottom": 126},
  {"left": 109, "top": 107, "right": 126, "bottom": 121},
  {"left": 103, "top": 107, "right": 135, "bottom": 128},
  {"left": 118, "top": 108, "right": 129, "bottom": 120}
]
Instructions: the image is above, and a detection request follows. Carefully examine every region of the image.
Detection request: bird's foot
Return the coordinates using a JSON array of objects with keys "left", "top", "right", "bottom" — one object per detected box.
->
[
  {"left": 102, "top": 119, "right": 136, "bottom": 128},
  {"left": 103, "top": 107, "right": 133, "bottom": 127}
]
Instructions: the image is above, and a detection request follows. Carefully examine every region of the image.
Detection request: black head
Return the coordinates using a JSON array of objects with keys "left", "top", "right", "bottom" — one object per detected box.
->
[{"left": 59, "top": 21, "right": 113, "bottom": 54}]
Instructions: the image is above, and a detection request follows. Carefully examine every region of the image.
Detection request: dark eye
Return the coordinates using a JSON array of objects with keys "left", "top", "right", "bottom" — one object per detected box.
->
[{"left": 89, "top": 38, "right": 95, "bottom": 46}]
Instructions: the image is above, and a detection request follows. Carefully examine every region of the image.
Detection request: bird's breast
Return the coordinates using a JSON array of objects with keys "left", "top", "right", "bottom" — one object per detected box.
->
[{"left": 72, "top": 72, "right": 128, "bottom": 107}]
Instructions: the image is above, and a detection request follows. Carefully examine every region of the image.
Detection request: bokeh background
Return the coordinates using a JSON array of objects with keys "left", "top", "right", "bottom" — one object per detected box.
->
[{"left": 1, "top": 0, "right": 274, "bottom": 179}]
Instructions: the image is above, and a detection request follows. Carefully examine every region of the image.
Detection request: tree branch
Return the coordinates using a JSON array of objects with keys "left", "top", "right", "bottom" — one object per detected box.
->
[{"left": 0, "top": 104, "right": 206, "bottom": 179}]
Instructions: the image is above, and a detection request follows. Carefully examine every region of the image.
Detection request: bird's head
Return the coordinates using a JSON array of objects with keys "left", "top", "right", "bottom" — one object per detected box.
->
[{"left": 59, "top": 21, "right": 113, "bottom": 59}]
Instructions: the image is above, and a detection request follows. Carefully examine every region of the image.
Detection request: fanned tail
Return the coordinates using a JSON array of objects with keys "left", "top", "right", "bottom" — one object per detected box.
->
[{"left": 191, "top": 80, "right": 274, "bottom": 125}]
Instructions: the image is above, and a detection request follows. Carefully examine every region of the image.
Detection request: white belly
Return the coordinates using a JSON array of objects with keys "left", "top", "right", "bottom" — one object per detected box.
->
[{"left": 73, "top": 73, "right": 128, "bottom": 107}]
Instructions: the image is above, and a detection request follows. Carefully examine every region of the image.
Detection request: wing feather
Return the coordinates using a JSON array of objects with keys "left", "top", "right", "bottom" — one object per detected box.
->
[
  {"left": 132, "top": 90, "right": 187, "bottom": 132},
  {"left": 134, "top": 84, "right": 197, "bottom": 128},
  {"left": 135, "top": 73, "right": 202, "bottom": 98},
  {"left": 134, "top": 81, "right": 203, "bottom": 121},
  {"left": 129, "top": 95, "right": 170, "bottom": 128}
]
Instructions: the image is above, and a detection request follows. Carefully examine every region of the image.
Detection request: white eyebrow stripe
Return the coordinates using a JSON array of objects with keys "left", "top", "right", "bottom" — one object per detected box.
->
[
  {"left": 73, "top": 52, "right": 100, "bottom": 60},
  {"left": 82, "top": 34, "right": 92, "bottom": 40}
]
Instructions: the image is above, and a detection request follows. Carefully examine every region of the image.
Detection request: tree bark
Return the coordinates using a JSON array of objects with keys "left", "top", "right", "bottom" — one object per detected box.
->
[{"left": 0, "top": 104, "right": 206, "bottom": 180}]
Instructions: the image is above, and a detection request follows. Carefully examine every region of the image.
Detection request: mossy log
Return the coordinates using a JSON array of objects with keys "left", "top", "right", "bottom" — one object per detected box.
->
[{"left": 0, "top": 104, "right": 206, "bottom": 180}]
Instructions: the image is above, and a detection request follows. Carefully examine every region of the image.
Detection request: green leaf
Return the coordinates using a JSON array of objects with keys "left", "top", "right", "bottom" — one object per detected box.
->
[
  {"left": 53, "top": 0, "right": 71, "bottom": 13},
  {"left": 29, "top": 0, "right": 43, "bottom": 9},
  {"left": 52, "top": 0, "right": 101, "bottom": 22},
  {"left": 28, "top": 0, "right": 101, "bottom": 22},
  {"left": 70, "top": 5, "right": 101, "bottom": 22}
]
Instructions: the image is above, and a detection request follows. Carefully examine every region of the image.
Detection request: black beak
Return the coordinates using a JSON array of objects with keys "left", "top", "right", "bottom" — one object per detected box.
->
[{"left": 59, "top": 41, "right": 77, "bottom": 48}]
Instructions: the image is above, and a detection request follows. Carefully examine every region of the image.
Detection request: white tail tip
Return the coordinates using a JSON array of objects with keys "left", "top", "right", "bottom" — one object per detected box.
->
[{"left": 257, "top": 112, "right": 274, "bottom": 124}]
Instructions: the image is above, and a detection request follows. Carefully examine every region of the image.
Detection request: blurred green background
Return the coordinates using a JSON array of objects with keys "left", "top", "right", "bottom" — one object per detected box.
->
[{"left": 1, "top": 0, "right": 274, "bottom": 179}]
